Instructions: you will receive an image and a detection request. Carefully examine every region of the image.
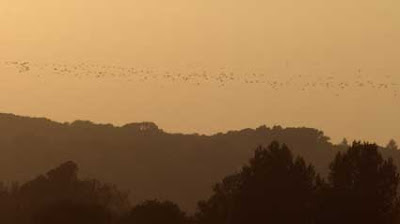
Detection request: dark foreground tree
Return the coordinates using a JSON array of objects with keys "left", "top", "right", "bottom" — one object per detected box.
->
[
  {"left": 120, "top": 200, "right": 188, "bottom": 224},
  {"left": 196, "top": 141, "right": 319, "bottom": 224},
  {"left": 316, "top": 142, "right": 399, "bottom": 224},
  {"left": 0, "top": 161, "right": 129, "bottom": 224}
]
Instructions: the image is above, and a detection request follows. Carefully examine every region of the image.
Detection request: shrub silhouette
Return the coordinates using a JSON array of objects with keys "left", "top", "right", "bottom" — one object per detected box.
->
[{"left": 121, "top": 200, "right": 188, "bottom": 224}]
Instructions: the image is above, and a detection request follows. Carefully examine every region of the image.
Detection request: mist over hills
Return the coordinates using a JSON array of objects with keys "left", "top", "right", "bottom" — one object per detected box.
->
[{"left": 0, "top": 112, "right": 398, "bottom": 211}]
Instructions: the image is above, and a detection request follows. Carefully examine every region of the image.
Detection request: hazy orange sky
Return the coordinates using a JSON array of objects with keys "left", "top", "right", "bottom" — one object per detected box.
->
[{"left": 0, "top": 0, "right": 399, "bottom": 145}]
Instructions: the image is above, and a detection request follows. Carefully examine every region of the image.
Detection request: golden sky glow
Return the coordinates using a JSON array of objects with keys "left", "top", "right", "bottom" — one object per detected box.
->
[{"left": 0, "top": 0, "right": 399, "bottom": 144}]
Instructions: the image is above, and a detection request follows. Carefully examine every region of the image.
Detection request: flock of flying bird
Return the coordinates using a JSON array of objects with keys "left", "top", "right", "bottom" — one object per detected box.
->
[{"left": 1, "top": 60, "right": 399, "bottom": 97}]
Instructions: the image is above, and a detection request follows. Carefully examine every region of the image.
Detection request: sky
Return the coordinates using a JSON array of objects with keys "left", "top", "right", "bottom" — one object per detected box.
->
[{"left": 0, "top": 0, "right": 399, "bottom": 145}]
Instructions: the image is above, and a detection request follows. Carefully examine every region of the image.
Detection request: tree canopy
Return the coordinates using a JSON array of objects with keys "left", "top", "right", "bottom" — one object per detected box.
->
[
  {"left": 196, "top": 141, "right": 318, "bottom": 224},
  {"left": 1, "top": 141, "right": 400, "bottom": 224},
  {"left": 317, "top": 142, "right": 400, "bottom": 224}
]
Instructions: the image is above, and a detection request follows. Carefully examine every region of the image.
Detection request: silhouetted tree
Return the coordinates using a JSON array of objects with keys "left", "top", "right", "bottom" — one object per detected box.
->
[
  {"left": 387, "top": 139, "right": 399, "bottom": 151},
  {"left": 196, "top": 141, "right": 319, "bottom": 224},
  {"left": 340, "top": 138, "right": 349, "bottom": 147},
  {"left": 196, "top": 174, "right": 241, "bottom": 224},
  {"left": 120, "top": 200, "right": 188, "bottom": 224},
  {"left": 0, "top": 161, "right": 129, "bottom": 224},
  {"left": 316, "top": 142, "right": 399, "bottom": 224}
]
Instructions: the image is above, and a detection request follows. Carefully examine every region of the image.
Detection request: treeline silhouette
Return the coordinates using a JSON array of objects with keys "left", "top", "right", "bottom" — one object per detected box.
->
[
  {"left": 1, "top": 141, "right": 399, "bottom": 223},
  {"left": 0, "top": 113, "right": 399, "bottom": 211},
  {"left": 197, "top": 141, "right": 399, "bottom": 224}
]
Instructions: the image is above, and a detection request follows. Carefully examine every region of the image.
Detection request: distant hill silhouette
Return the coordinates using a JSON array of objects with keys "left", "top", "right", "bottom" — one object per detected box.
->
[{"left": 0, "top": 113, "right": 398, "bottom": 211}]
